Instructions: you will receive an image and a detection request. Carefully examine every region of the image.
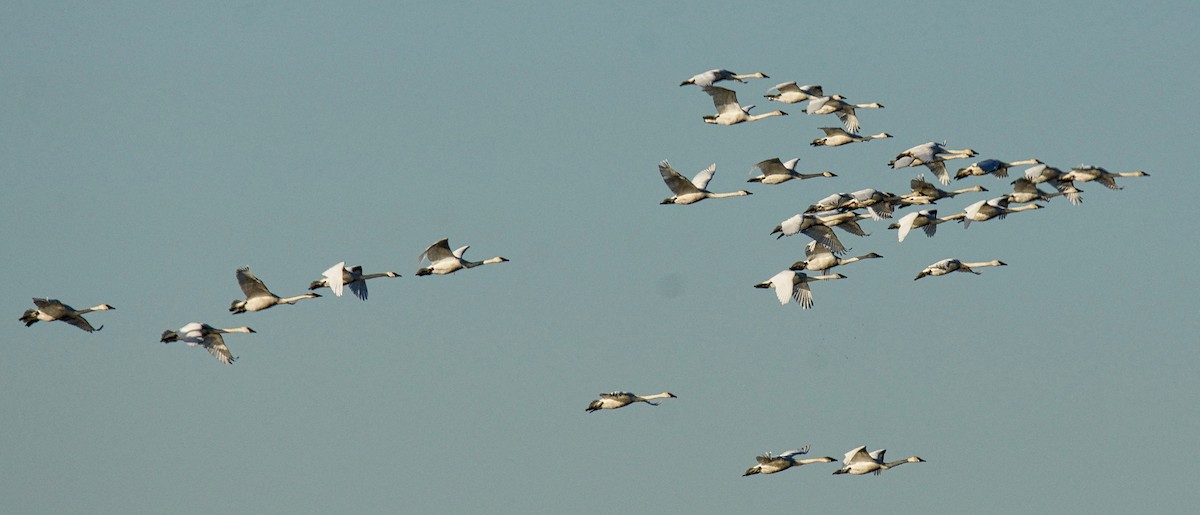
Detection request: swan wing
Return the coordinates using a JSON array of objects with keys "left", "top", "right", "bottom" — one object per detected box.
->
[
  {"left": 844, "top": 445, "right": 872, "bottom": 464},
  {"left": 779, "top": 447, "right": 809, "bottom": 458},
  {"left": 768, "top": 270, "right": 797, "bottom": 305},
  {"left": 347, "top": 280, "right": 369, "bottom": 301},
  {"left": 925, "top": 160, "right": 950, "bottom": 185},
  {"left": 659, "top": 160, "right": 699, "bottom": 195},
  {"left": 896, "top": 211, "right": 919, "bottom": 242},
  {"left": 805, "top": 240, "right": 834, "bottom": 260},
  {"left": 777, "top": 214, "right": 806, "bottom": 237},
  {"left": 452, "top": 245, "right": 470, "bottom": 259},
  {"left": 419, "top": 239, "right": 454, "bottom": 264},
  {"left": 793, "top": 279, "right": 814, "bottom": 309},
  {"left": 835, "top": 108, "right": 860, "bottom": 134},
  {"left": 201, "top": 333, "right": 235, "bottom": 365},
  {"left": 771, "top": 81, "right": 799, "bottom": 93},
  {"left": 704, "top": 86, "right": 740, "bottom": 115},
  {"left": 801, "top": 226, "right": 846, "bottom": 255},
  {"left": 236, "top": 267, "right": 273, "bottom": 298},
  {"left": 32, "top": 298, "right": 71, "bottom": 317},
  {"left": 691, "top": 163, "right": 717, "bottom": 190},
  {"left": 322, "top": 262, "right": 346, "bottom": 297},
  {"left": 754, "top": 158, "right": 786, "bottom": 178}
]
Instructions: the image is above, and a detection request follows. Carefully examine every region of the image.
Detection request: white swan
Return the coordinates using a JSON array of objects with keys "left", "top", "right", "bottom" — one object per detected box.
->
[
  {"left": 790, "top": 240, "right": 881, "bottom": 273},
  {"left": 805, "top": 95, "right": 884, "bottom": 134},
  {"left": 1058, "top": 164, "right": 1149, "bottom": 190},
  {"left": 229, "top": 267, "right": 321, "bottom": 314},
  {"left": 770, "top": 214, "right": 849, "bottom": 255},
  {"left": 416, "top": 239, "right": 509, "bottom": 276},
  {"left": 942, "top": 196, "right": 1043, "bottom": 228},
  {"left": 743, "top": 445, "right": 837, "bottom": 476},
  {"left": 20, "top": 298, "right": 114, "bottom": 332},
  {"left": 810, "top": 127, "right": 891, "bottom": 147},
  {"left": 586, "top": 391, "right": 676, "bottom": 412},
  {"left": 888, "top": 209, "right": 954, "bottom": 242},
  {"left": 755, "top": 269, "right": 845, "bottom": 309},
  {"left": 659, "top": 160, "right": 751, "bottom": 204},
  {"left": 309, "top": 262, "right": 400, "bottom": 300},
  {"left": 954, "top": 158, "right": 1042, "bottom": 180},
  {"left": 890, "top": 142, "right": 978, "bottom": 185},
  {"left": 702, "top": 86, "right": 788, "bottom": 125},
  {"left": 914, "top": 258, "right": 1006, "bottom": 280},
  {"left": 160, "top": 322, "right": 255, "bottom": 365},
  {"left": 900, "top": 174, "right": 988, "bottom": 205},
  {"left": 680, "top": 69, "right": 768, "bottom": 87},
  {"left": 1023, "top": 164, "right": 1082, "bottom": 205},
  {"left": 764, "top": 82, "right": 823, "bottom": 104},
  {"left": 833, "top": 445, "right": 925, "bottom": 475},
  {"left": 748, "top": 157, "right": 837, "bottom": 184}
]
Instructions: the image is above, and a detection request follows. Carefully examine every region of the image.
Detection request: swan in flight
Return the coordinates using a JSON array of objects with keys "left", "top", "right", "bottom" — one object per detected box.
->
[
  {"left": 954, "top": 158, "right": 1042, "bottom": 180},
  {"left": 900, "top": 175, "right": 988, "bottom": 205},
  {"left": 1022, "top": 164, "right": 1082, "bottom": 205},
  {"left": 230, "top": 267, "right": 321, "bottom": 314},
  {"left": 658, "top": 160, "right": 751, "bottom": 204},
  {"left": 586, "top": 391, "right": 676, "bottom": 412},
  {"left": 1057, "top": 164, "right": 1149, "bottom": 191},
  {"left": 20, "top": 298, "right": 114, "bottom": 332},
  {"left": 833, "top": 446, "right": 925, "bottom": 475},
  {"left": 743, "top": 445, "right": 837, "bottom": 476},
  {"left": 770, "top": 214, "right": 849, "bottom": 255},
  {"left": 942, "top": 197, "right": 1043, "bottom": 228},
  {"left": 805, "top": 95, "right": 884, "bottom": 134},
  {"left": 810, "top": 127, "right": 892, "bottom": 147},
  {"left": 914, "top": 258, "right": 1006, "bottom": 280},
  {"left": 790, "top": 240, "right": 881, "bottom": 273},
  {"left": 309, "top": 262, "right": 400, "bottom": 300},
  {"left": 702, "top": 86, "right": 788, "bottom": 125},
  {"left": 416, "top": 239, "right": 509, "bottom": 276},
  {"left": 160, "top": 323, "right": 255, "bottom": 365},
  {"left": 764, "top": 82, "right": 823, "bottom": 104},
  {"left": 1005, "top": 178, "right": 1074, "bottom": 204},
  {"left": 680, "top": 69, "right": 768, "bottom": 87},
  {"left": 888, "top": 209, "right": 954, "bottom": 242},
  {"left": 843, "top": 188, "right": 900, "bottom": 220},
  {"left": 748, "top": 158, "right": 837, "bottom": 185},
  {"left": 755, "top": 269, "right": 845, "bottom": 309},
  {"left": 890, "top": 142, "right": 978, "bottom": 185}
]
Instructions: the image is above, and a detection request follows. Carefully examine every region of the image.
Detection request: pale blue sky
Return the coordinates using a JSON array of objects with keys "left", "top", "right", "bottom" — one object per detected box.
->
[{"left": 3, "top": 2, "right": 1197, "bottom": 514}]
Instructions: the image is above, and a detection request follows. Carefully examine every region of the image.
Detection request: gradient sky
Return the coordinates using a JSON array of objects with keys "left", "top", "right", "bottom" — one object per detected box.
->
[{"left": 3, "top": 2, "right": 1197, "bottom": 514}]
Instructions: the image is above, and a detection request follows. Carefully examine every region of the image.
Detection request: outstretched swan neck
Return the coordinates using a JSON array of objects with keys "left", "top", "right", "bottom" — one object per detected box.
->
[
  {"left": 881, "top": 457, "right": 925, "bottom": 469},
  {"left": 464, "top": 256, "right": 509, "bottom": 268},
  {"left": 277, "top": 293, "right": 321, "bottom": 305},
  {"left": 707, "top": 190, "right": 752, "bottom": 199},
  {"left": 961, "top": 260, "right": 1006, "bottom": 268},
  {"left": 748, "top": 111, "right": 787, "bottom": 121}
]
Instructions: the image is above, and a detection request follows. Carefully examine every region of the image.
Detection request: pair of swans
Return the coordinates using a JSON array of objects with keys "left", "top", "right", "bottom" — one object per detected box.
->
[
  {"left": 890, "top": 142, "right": 978, "bottom": 185},
  {"left": 230, "top": 267, "right": 321, "bottom": 314},
  {"left": 586, "top": 391, "right": 676, "bottom": 412},
  {"left": 416, "top": 239, "right": 509, "bottom": 276},
  {"left": 748, "top": 158, "right": 836, "bottom": 185},
  {"left": 680, "top": 69, "right": 768, "bottom": 88},
  {"left": 309, "top": 262, "right": 400, "bottom": 300},
  {"left": 743, "top": 445, "right": 836, "bottom": 476},
  {"left": 20, "top": 298, "right": 114, "bottom": 333},
  {"left": 810, "top": 127, "right": 891, "bottom": 147},
  {"left": 658, "top": 160, "right": 752, "bottom": 205},
  {"left": 161, "top": 323, "right": 254, "bottom": 365},
  {"left": 954, "top": 158, "right": 1042, "bottom": 180},
  {"left": 755, "top": 269, "right": 845, "bottom": 309},
  {"left": 833, "top": 445, "right": 925, "bottom": 475},
  {"left": 701, "top": 86, "right": 788, "bottom": 125},
  {"left": 914, "top": 258, "right": 1006, "bottom": 280},
  {"left": 806, "top": 95, "right": 884, "bottom": 134}
]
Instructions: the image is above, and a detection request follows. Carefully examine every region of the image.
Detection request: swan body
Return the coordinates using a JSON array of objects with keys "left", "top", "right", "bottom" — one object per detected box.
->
[
  {"left": 755, "top": 269, "right": 845, "bottom": 309},
  {"left": 160, "top": 323, "right": 255, "bottom": 365},
  {"left": 810, "top": 127, "right": 891, "bottom": 147},
  {"left": 914, "top": 258, "right": 1006, "bottom": 280},
  {"left": 586, "top": 391, "right": 676, "bottom": 412},
  {"left": 748, "top": 158, "right": 836, "bottom": 184},
  {"left": 944, "top": 197, "right": 1043, "bottom": 228},
  {"left": 702, "top": 86, "right": 788, "bottom": 125},
  {"left": 416, "top": 239, "right": 509, "bottom": 276},
  {"left": 681, "top": 69, "right": 768, "bottom": 87},
  {"left": 230, "top": 267, "right": 321, "bottom": 314},
  {"left": 888, "top": 209, "right": 954, "bottom": 242},
  {"left": 790, "top": 240, "right": 881, "bottom": 273},
  {"left": 20, "top": 298, "right": 114, "bottom": 332},
  {"left": 901, "top": 175, "right": 988, "bottom": 205},
  {"left": 771, "top": 214, "right": 849, "bottom": 255},
  {"left": 1058, "top": 164, "right": 1149, "bottom": 190},
  {"left": 890, "top": 142, "right": 978, "bottom": 185},
  {"left": 659, "top": 160, "right": 751, "bottom": 204},
  {"left": 954, "top": 158, "right": 1042, "bottom": 180},
  {"left": 764, "top": 82, "right": 823, "bottom": 104},
  {"left": 805, "top": 95, "right": 884, "bottom": 133},
  {"left": 309, "top": 262, "right": 400, "bottom": 300},
  {"left": 743, "top": 445, "right": 837, "bottom": 476},
  {"left": 833, "top": 445, "right": 925, "bottom": 475}
]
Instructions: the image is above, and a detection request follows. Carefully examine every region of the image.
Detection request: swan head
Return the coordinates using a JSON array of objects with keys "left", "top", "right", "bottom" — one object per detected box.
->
[
  {"left": 93, "top": 304, "right": 115, "bottom": 311},
  {"left": 416, "top": 267, "right": 434, "bottom": 276},
  {"left": 229, "top": 300, "right": 247, "bottom": 314},
  {"left": 909, "top": 457, "right": 926, "bottom": 463},
  {"left": 666, "top": 392, "right": 678, "bottom": 398},
  {"left": 19, "top": 309, "right": 40, "bottom": 326},
  {"left": 769, "top": 225, "right": 783, "bottom": 238}
]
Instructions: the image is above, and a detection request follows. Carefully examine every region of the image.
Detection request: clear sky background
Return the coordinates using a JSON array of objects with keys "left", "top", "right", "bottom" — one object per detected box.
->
[{"left": 2, "top": 2, "right": 1197, "bottom": 514}]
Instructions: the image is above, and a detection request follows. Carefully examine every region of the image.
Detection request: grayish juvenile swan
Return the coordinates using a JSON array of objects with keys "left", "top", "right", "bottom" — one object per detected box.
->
[
  {"left": 743, "top": 445, "right": 837, "bottom": 476},
  {"left": 230, "top": 267, "right": 321, "bottom": 314},
  {"left": 161, "top": 322, "right": 255, "bottom": 365},
  {"left": 416, "top": 239, "right": 508, "bottom": 276},
  {"left": 20, "top": 298, "right": 114, "bottom": 332},
  {"left": 309, "top": 262, "right": 400, "bottom": 300},
  {"left": 586, "top": 391, "right": 677, "bottom": 412}
]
